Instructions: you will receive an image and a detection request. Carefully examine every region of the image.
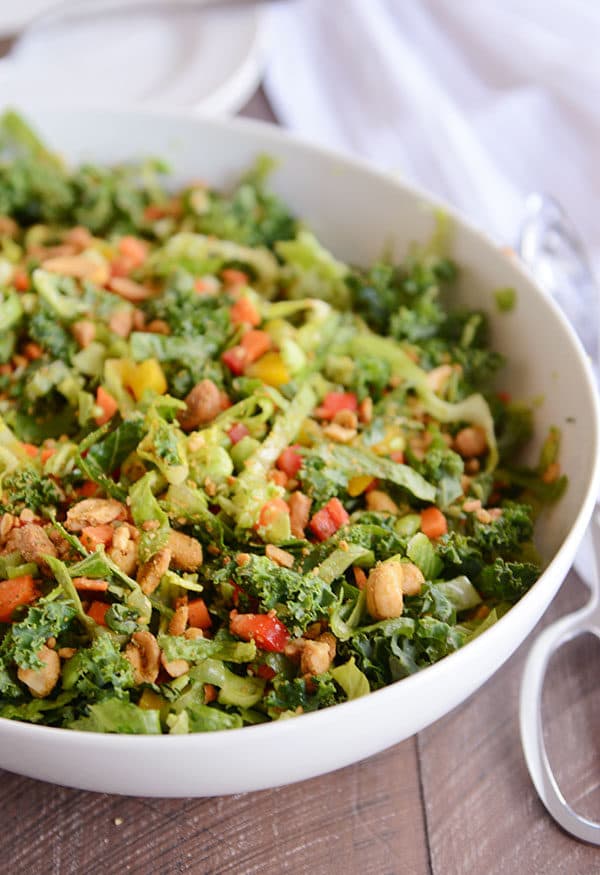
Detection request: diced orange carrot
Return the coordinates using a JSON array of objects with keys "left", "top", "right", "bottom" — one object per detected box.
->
[
  {"left": 72, "top": 577, "right": 110, "bottom": 593},
  {"left": 230, "top": 297, "right": 260, "bottom": 327},
  {"left": 95, "top": 386, "right": 118, "bottom": 426},
  {"left": 87, "top": 600, "right": 109, "bottom": 626},
  {"left": 20, "top": 442, "right": 39, "bottom": 458},
  {"left": 257, "top": 498, "right": 290, "bottom": 530},
  {"left": 77, "top": 481, "right": 99, "bottom": 499},
  {"left": 13, "top": 269, "right": 29, "bottom": 291},
  {"left": 203, "top": 683, "right": 217, "bottom": 704},
  {"left": 221, "top": 268, "right": 248, "bottom": 287},
  {"left": 80, "top": 525, "right": 114, "bottom": 551},
  {"left": 118, "top": 235, "right": 148, "bottom": 267},
  {"left": 0, "top": 575, "right": 38, "bottom": 623},
  {"left": 40, "top": 447, "right": 56, "bottom": 464},
  {"left": 187, "top": 598, "right": 212, "bottom": 630},
  {"left": 240, "top": 330, "right": 271, "bottom": 364},
  {"left": 353, "top": 567, "right": 368, "bottom": 589},
  {"left": 23, "top": 342, "right": 43, "bottom": 361},
  {"left": 420, "top": 506, "right": 448, "bottom": 539}
]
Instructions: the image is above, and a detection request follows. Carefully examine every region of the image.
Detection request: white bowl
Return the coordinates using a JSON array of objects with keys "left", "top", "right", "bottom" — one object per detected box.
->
[{"left": 1, "top": 108, "right": 598, "bottom": 797}]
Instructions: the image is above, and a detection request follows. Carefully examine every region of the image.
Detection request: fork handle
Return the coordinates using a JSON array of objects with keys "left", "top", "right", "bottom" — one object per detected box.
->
[{"left": 519, "top": 606, "right": 600, "bottom": 844}]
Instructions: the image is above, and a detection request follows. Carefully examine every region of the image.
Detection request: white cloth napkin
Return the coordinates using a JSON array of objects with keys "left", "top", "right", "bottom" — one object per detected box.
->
[{"left": 264, "top": 0, "right": 600, "bottom": 271}]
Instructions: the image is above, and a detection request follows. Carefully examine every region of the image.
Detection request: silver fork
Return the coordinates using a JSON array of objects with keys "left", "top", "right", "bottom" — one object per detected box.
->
[{"left": 519, "top": 194, "right": 600, "bottom": 843}]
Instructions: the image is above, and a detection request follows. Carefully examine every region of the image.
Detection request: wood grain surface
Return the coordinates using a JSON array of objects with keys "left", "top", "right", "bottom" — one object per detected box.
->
[{"left": 1, "top": 88, "right": 599, "bottom": 875}]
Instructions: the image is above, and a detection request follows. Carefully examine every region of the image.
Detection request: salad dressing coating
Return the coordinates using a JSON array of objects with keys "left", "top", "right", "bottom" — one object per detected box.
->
[{"left": 0, "top": 113, "right": 566, "bottom": 733}]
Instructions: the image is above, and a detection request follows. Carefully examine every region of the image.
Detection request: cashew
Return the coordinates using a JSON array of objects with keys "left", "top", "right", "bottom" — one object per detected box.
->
[
  {"left": 168, "top": 604, "right": 189, "bottom": 636},
  {"left": 108, "top": 308, "right": 134, "bottom": 339},
  {"left": 137, "top": 547, "right": 171, "bottom": 595},
  {"left": 366, "top": 562, "right": 406, "bottom": 620},
  {"left": 426, "top": 364, "right": 453, "bottom": 393},
  {"left": 265, "top": 544, "right": 295, "bottom": 568},
  {"left": 160, "top": 652, "right": 189, "bottom": 678},
  {"left": 184, "top": 627, "right": 204, "bottom": 640},
  {"left": 365, "top": 490, "right": 399, "bottom": 515},
  {"left": 453, "top": 426, "right": 487, "bottom": 458},
  {"left": 323, "top": 422, "right": 357, "bottom": 444},
  {"left": 317, "top": 631, "right": 337, "bottom": 662},
  {"left": 288, "top": 491, "right": 312, "bottom": 539},
  {"left": 300, "top": 640, "right": 333, "bottom": 676},
  {"left": 399, "top": 562, "right": 425, "bottom": 596},
  {"left": 108, "top": 539, "right": 138, "bottom": 576},
  {"left": 167, "top": 531, "right": 203, "bottom": 571},
  {"left": 358, "top": 397, "right": 373, "bottom": 424},
  {"left": 5, "top": 523, "right": 57, "bottom": 566},
  {"left": 41, "top": 254, "right": 109, "bottom": 285},
  {"left": 107, "top": 276, "right": 153, "bottom": 302},
  {"left": 65, "top": 498, "right": 126, "bottom": 532},
  {"left": 332, "top": 409, "right": 358, "bottom": 430},
  {"left": 71, "top": 319, "right": 96, "bottom": 348},
  {"left": 124, "top": 631, "right": 160, "bottom": 684},
  {"left": 17, "top": 646, "right": 60, "bottom": 698},
  {"left": 177, "top": 379, "right": 222, "bottom": 431}
]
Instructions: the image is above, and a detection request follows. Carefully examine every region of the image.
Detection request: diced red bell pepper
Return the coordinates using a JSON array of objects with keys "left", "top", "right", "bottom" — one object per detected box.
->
[
  {"left": 308, "top": 497, "right": 349, "bottom": 541},
  {"left": 315, "top": 392, "right": 358, "bottom": 419},
  {"left": 230, "top": 611, "right": 290, "bottom": 653},
  {"left": 222, "top": 346, "right": 247, "bottom": 375},
  {"left": 255, "top": 664, "right": 277, "bottom": 680},
  {"left": 276, "top": 445, "right": 303, "bottom": 478},
  {"left": 227, "top": 423, "right": 250, "bottom": 445}
]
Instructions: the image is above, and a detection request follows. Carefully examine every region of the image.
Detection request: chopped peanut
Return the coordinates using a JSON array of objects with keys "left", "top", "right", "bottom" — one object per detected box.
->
[{"left": 265, "top": 544, "right": 295, "bottom": 568}]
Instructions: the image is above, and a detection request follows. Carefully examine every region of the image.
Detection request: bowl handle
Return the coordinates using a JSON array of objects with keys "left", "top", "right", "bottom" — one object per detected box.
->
[{"left": 519, "top": 604, "right": 600, "bottom": 844}]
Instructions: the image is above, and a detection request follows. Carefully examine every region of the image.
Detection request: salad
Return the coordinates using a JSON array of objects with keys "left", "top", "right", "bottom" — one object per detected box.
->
[{"left": 0, "top": 113, "right": 565, "bottom": 734}]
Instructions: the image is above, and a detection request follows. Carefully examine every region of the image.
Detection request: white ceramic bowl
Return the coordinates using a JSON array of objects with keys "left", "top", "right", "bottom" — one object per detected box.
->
[{"left": 1, "top": 108, "right": 598, "bottom": 797}]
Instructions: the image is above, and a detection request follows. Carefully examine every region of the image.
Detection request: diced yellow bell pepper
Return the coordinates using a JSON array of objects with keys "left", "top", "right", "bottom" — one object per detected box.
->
[
  {"left": 138, "top": 689, "right": 165, "bottom": 711},
  {"left": 127, "top": 358, "right": 167, "bottom": 400},
  {"left": 348, "top": 474, "right": 375, "bottom": 497},
  {"left": 247, "top": 352, "right": 290, "bottom": 387}
]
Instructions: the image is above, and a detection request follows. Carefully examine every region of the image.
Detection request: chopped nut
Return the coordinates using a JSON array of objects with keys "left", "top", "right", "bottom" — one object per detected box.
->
[
  {"left": 0, "top": 513, "right": 17, "bottom": 542},
  {"left": 71, "top": 320, "right": 96, "bottom": 348},
  {"left": 17, "top": 646, "right": 60, "bottom": 698},
  {"left": 107, "top": 276, "right": 153, "bottom": 302},
  {"left": 332, "top": 409, "right": 358, "bottom": 430},
  {"left": 400, "top": 562, "right": 425, "bottom": 596},
  {"left": 288, "top": 491, "right": 312, "bottom": 539},
  {"left": 300, "top": 640, "right": 332, "bottom": 676},
  {"left": 58, "top": 647, "right": 77, "bottom": 660},
  {"left": 146, "top": 319, "right": 171, "bottom": 335},
  {"left": 41, "top": 254, "right": 109, "bottom": 285},
  {"left": 177, "top": 379, "right": 222, "bottom": 431},
  {"left": 124, "top": 631, "right": 160, "bottom": 684},
  {"left": 235, "top": 552, "right": 251, "bottom": 567},
  {"left": 475, "top": 508, "right": 492, "bottom": 524},
  {"left": 323, "top": 422, "right": 357, "bottom": 444},
  {"left": 366, "top": 562, "right": 407, "bottom": 620},
  {"left": 184, "top": 627, "right": 204, "bottom": 640},
  {"left": 137, "top": 547, "right": 172, "bottom": 595},
  {"left": 366, "top": 490, "right": 399, "bottom": 515},
  {"left": 465, "top": 458, "right": 480, "bottom": 474},
  {"left": 168, "top": 604, "right": 189, "bottom": 636},
  {"left": 65, "top": 498, "right": 126, "bottom": 532},
  {"left": 108, "top": 539, "right": 137, "bottom": 576},
  {"left": 265, "top": 544, "right": 295, "bottom": 568},
  {"left": 358, "top": 397, "right": 373, "bottom": 424},
  {"left": 64, "top": 226, "right": 93, "bottom": 250},
  {"left": 167, "top": 531, "right": 203, "bottom": 571},
  {"left": 5, "top": 523, "right": 57, "bottom": 567},
  {"left": 463, "top": 499, "right": 482, "bottom": 513},
  {"left": 108, "top": 308, "right": 134, "bottom": 338},
  {"left": 453, "top": 427, "right": 487, "bottom": 458},
  {"left": 426, "top": 364, "right": 453, "bottom": 393},
  {"left": 160, "top": 653, "right": 189, "bottom": 678}
]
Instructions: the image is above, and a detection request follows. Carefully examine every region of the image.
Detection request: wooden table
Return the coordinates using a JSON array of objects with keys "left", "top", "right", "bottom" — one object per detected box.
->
[{"left": 3, "top": 89, "right": 600, "bottom": 875}]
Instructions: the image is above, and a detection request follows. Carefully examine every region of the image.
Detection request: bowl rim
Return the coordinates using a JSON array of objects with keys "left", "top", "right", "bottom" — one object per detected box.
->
[{"left": 1, "top": 105, "right": 599, "bottom": 748}]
